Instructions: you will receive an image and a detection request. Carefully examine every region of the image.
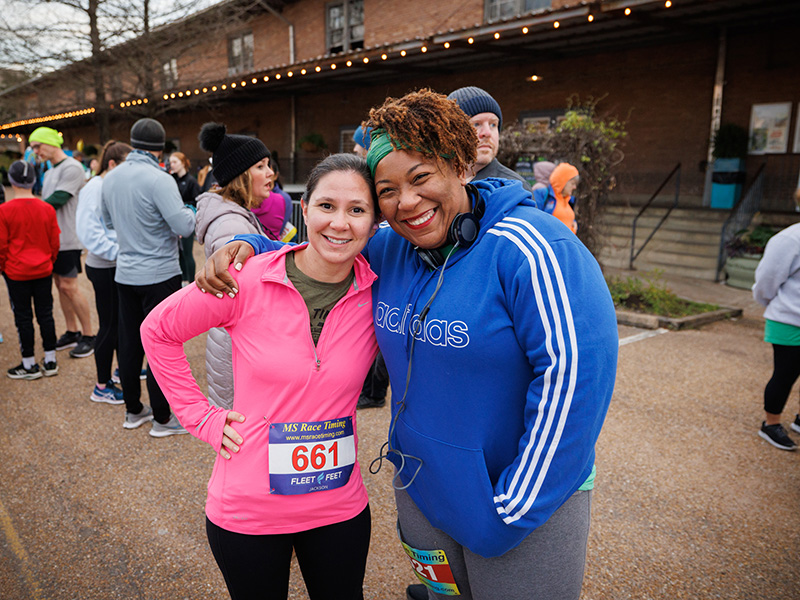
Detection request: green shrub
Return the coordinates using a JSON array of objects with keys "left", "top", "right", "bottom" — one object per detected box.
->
[{"left": 606, "top": 272, "right": 719, "bottom": 318}]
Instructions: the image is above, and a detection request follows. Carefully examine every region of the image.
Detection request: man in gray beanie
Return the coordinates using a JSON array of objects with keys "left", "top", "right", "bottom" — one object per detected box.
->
[
  {"left": 447, "top": 86, "right": 531, "bottom": 191},
  {"left": 101, "top": 117, "right": 196, "bottom": 438}
]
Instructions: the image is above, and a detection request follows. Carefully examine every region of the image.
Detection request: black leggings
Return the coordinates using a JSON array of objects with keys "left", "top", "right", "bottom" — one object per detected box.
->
[
  {"left": 206, "top": 505, "right": 371, "bottom": 600},
  {"left": 86, "top": 265, "right": 118, "bottom": 384},
  {"left": 764, "top": 344, "right": 800, "bottom": 415}
]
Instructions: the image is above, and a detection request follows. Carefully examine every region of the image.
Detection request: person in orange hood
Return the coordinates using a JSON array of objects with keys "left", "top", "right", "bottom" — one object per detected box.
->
[{"left": 533, "top": 162, "right": 579, "bottom": 234}]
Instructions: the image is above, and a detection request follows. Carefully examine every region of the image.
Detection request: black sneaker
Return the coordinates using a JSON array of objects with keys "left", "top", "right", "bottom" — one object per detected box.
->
[
  {"left": 759, "top": 422, "right": 797, "bottom": 451},
  {"left": 8, "top": 363, "right": 43, "bottom": 380},
  {"left": 69, "top": 335, "right": 95, "bottom": 358},
  {"left": 42, "top": 361, "right": 58, "bottom": 377},
  {"left": 406, "top": 585, "right": 428, "bottom": 600},
  {"left": 791, "top": 414, "right": 800, "bottom": 435},
  {"left": 55, "top": 331, "right": 81, "bottom": 351},
  {"left": 357, "top": 394, "right": 386, "bottom": 409}
]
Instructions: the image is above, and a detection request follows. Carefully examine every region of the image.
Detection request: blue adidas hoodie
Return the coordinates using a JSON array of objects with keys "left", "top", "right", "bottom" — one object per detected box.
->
[{"left": 239, "top": 178, "right": 618, "bottom": 557}]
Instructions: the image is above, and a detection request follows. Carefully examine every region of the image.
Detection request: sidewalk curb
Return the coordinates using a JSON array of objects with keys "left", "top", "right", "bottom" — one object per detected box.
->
[{"left": 616, "top": 306, "right": 743, "bottom": 330}]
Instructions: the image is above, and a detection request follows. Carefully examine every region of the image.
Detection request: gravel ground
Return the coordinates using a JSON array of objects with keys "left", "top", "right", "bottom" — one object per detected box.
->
[{"left": 0, "top": 251, "right": 798, "bottom": 599}]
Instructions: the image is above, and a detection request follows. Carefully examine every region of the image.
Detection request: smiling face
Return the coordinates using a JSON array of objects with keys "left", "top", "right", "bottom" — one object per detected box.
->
[
  {"left": 248, "top": 158, "right": 274, "bottom": 200},
  {"left": 469, "top": 112, "right": 500, "bottom": 170},
  {"left": 375, "top": 149, "right": 471, "bottom": 250},
  {"left": 297, "top": 170, "right": 376, "bottom": 282}
]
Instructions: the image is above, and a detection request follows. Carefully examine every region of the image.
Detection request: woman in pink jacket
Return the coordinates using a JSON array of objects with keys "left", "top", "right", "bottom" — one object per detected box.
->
[{"left": 141, "top": 153, "right": 379, "bottom": 600}]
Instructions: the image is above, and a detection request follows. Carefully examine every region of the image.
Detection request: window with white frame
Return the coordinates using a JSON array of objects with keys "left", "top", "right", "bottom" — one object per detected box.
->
[
  {"left": 228, "top": 31, "right": 254, "bottom": 76},
  {"left": 486, "top": 0, "right": 551, "bottom": 22},
  {"left": 326, "top": 0, "right": 364, "bottom": 54},
  {"left": 162, "top": 58, "right": 178, "bottom": 89}
]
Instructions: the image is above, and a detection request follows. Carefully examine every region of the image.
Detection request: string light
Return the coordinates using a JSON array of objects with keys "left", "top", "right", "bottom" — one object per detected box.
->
[
  {"left": 1, "top": 0, "right": 680, "bottom": 129},
  {"left": 0, "top": 107, "right": 95, "bottom": 130}
]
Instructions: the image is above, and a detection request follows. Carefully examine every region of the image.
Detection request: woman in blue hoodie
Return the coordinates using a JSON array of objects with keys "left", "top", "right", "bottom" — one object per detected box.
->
[{"left": 196, "top": 89, "right": 618, "bottom": 600}]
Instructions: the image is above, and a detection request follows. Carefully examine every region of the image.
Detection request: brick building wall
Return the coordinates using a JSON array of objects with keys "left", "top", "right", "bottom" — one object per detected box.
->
[{"left": 3, "top": 1, "right": 798, "bottom": 208}]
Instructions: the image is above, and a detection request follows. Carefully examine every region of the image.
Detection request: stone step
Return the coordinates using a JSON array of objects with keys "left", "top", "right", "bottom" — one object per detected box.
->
[{"left": 604, "top": 225, "right": 723, "bottom": 247}]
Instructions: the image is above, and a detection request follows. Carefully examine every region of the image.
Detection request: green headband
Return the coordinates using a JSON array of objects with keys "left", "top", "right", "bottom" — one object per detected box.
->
[
  {"left": 365, "top": 129, "right": 395, "bottom": 177},
  {"left": 365, "top": 128, "right": 453, "bottom": 177}
]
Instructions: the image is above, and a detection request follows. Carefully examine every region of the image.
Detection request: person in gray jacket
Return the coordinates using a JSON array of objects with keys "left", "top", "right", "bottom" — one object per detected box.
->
[
  {"left": 753, "top": 221, "right": 800, "bottom": 450},
  {"left": 194, "top": 122, "right": 272, "bottom": 409},
  {"left": 101, "top": 118, "right": 196, "bottom": 437}
]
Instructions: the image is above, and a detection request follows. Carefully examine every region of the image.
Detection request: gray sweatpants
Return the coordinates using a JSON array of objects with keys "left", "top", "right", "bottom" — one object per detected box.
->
[{"left": 395, "top": 487, "right": 591, "bottom": 600}]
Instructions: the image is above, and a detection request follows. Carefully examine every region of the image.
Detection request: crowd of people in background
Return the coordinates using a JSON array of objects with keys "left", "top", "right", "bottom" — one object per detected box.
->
[{"left": 10, "top": 84, "right": 796, "bottom": 600}]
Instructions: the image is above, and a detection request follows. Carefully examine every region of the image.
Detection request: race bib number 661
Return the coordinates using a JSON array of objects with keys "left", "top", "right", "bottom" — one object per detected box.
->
[{"left": 268, "top": 416, "right": 356, "bottom": 495}]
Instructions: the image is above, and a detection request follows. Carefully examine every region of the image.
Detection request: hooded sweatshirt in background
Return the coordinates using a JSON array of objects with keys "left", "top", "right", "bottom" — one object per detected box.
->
[
  {"left": 532, "top": 162, "right": 579, "bottom": 234},
  {"left": 531, "top": 161, "right": 556, "bottom": 192}
]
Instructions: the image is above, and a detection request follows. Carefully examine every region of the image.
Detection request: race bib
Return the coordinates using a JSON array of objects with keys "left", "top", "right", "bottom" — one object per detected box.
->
[
  {"left": 268, "top": 416, "right": 356, "bottom": 495},
  {"left": 402, "top": 542, "right": 460, "bottom": 596}
]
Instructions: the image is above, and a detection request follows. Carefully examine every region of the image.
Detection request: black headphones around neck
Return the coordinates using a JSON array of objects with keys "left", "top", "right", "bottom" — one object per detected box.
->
[{"left": 415, "top": 184, "right": 485, "bottom": 269}]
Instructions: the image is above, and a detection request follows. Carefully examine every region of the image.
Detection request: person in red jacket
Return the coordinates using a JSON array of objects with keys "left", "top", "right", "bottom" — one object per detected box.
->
[{"left": 0, "top": 160, "right": 61, "bottom": 379}]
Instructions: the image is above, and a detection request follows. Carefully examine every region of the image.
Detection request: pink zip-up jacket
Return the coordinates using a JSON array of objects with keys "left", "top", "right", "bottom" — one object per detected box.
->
[{"left": 141, "top": 244, "right": 378, "bottom": 535}]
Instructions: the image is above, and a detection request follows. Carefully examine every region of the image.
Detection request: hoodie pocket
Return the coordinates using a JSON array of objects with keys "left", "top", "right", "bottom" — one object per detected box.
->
[{"left": 394, "top": 419, "right": 530, "bottom": 558}]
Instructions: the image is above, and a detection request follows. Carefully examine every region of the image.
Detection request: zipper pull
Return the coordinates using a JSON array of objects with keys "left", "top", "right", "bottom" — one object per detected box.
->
[{"left": 316, "top": 358, "right": 321, "bottom": 371}]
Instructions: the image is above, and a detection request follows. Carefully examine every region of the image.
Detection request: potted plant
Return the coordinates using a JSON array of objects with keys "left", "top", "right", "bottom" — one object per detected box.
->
[
  {"left": 710, "top": 123, "right": 748, "bottom": 209},
  {"left": 297, "top": 132, "right": 327, "bottom": 153},
  {"left": 723, "top": 221, "right": 776, "bottom": 289}
]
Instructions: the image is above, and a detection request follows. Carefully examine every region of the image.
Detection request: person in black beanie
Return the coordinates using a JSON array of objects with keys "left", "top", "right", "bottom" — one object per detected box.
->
[
  {"left": 101, "top": 117, "right": 196, "bottom": 438},
  {"left": 194, "top": 122, "right": 275, "bottom": 410},
  {"left": 447, "top": 86, "right": 531, "bottom": 191}
]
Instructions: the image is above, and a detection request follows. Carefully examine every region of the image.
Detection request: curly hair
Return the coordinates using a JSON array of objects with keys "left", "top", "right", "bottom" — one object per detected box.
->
[{"left": 366, "top": 88, "right": 477, "bottom": 176}]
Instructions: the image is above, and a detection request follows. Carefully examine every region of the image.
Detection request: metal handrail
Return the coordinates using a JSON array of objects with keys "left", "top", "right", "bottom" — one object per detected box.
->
[
  {"left": 629, "top": 163, "right": 681, "bottom": 269},
  {"left": 715, "top": 162, "right": 766, "bottom": 281}
]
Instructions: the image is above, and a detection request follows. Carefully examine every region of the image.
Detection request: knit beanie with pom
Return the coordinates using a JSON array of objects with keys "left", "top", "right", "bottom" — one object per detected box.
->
[{"left": 198, "top": 122, "right": 270, "bottom": 187}]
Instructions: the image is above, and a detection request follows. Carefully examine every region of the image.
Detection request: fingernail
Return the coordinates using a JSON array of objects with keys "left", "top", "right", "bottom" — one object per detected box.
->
[
  {"left": 231, "top": 288, "right": 238, "bottom": 294},
  {"left": 228, "top": 292, "right": 235, "bottom": 299},
  {"left": 200, "top": 288, "right": 206, "bottom": 293},
  {"left": 235, "top": 263, "right": 243, "bottom": 271},
  {"left": 216, "top": 292, "right": 224, "bottom": 299}
]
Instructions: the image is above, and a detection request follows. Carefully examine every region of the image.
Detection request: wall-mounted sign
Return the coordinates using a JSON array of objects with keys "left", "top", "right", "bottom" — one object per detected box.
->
[{"left": 749, "top": 102, "right": 792, "bottom": 154}]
